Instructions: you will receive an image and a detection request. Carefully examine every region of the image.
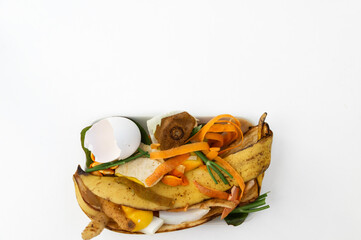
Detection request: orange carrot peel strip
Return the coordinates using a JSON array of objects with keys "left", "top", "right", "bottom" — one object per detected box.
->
[
  {"left": 99, "top": 169, "right": 115, "bottom": 175},
  {"left": 205, "top": 151, "right": 218, "bottom": 160},
  {"left": 187, "top": 114, "right": 241, "bottom": 143},
  {"left": 169, "top": 165, "right": 185, "bottom": 177},
  {"left": 163, "top": 164, "right": 189, "bottom": 187},
  {"left": 205, "top": 132, "right": 224, "bottom": 148},
  {"left": 151, "top": 143, "right": 160, "bottom": 149},
  {"left": 222, "top": 132, "right": 236, "bottom": 147},
  {"left": 161, "top": 175, "right": 183, "bottom": 186},
  {"left": 90, "top": 170, "right": 103, "bottom": 176},
  {"left": 145, "top": 153, "right": 190, "bottom": 186},
  {"left": 193, "top": 181, "right": 230, "bottom": 200},
  {"left": 90, "top": 161, "right": 117, "bottom": 170},
  {"left": 214, "top": 156, "right": 245, "bottom": 200},
  {"left": 203, "top": 148, "right": 219, "bottom": 161},
  {"left": 221, "top": 186, "right": 241, "bottom": 219},
  {"left": 89, "top": 160, "right": 104, "bottom": 176},
  {"left": 210, "top": 147, "right": 221, "bottom": 152},
  {"left": 216, "top": 120, "right": 240, "bottom": 141},
  {"left": 150, "top": 142, "right": 209, "bottom": 159},
  {"left": 186, "top": 115, "right": 244, "bottom": 157},
  {"left": 218, "top": 123, "right": 244, "bottom": 155},
  {"left": 208, "top": 123, "right": 237, "bottom": 133},
  {"left": 89, "top": 161, "right": 98, "bottom": 168}
]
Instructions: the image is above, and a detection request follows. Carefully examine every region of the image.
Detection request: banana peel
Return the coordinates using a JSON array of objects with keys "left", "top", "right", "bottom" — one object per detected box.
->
[{"left": 73, "top": 113, "right": 273, "bottom": 234}]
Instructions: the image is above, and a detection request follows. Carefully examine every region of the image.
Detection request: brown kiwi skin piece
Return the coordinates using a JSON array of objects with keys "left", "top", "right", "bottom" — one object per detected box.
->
[{"left": 154, "top": 112, "right": 196, "bottom": 150}]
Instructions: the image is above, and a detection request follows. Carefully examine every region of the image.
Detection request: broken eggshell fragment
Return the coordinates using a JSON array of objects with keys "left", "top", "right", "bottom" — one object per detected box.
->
[
  {"left": 159, "top": 208, "right": 210, "bottom": 225},
  {"left": 84, "top": 117, "right": 141, "bottom": 163}
]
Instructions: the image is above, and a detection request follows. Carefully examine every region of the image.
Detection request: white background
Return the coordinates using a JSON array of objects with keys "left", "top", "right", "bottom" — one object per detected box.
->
[{"left": 1, "top": 0, "right": 361, "bottom": 239}]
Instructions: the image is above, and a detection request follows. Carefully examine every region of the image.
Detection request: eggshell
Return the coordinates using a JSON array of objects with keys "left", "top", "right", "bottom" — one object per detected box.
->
[
  {"left": 84, "top": 117, "right": 141, "bottom": 163},
  {"left": 159, "top": 208, "right": 210, "bottom": 225},
  {"left": 139, "top": 216, "right": 164, "bottom": 234}
]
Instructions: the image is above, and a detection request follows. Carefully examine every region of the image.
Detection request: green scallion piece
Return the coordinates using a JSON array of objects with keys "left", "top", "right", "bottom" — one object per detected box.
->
[
  {"left": 210, "top": 164, "right": 229, "bottom": 185},
  {"left": 194, "top": 151, "right": 232, "bottom": 185},
  {"left": 206, "top": 163, "right": 218, "bottom": 184},
  {"left": 236, "top": 205, "right": 270, "bottom": 213},
  {"left": 210, "top": 161, "right": 233, "bottom": 179},
  {"left": 232, "top": 199, "right": 266, "bottom": 213},
  {"left": 86, "top": 148, "right": 149, "bottom": 172}
]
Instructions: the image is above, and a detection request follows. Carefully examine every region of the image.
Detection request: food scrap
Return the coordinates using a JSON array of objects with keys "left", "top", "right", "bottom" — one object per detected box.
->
[{"left": 74, "top": 111, "right": 273, "bottom": 238}]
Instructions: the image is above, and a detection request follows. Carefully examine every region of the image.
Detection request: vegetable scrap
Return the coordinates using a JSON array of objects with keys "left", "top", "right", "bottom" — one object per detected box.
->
[{"left": 75, "top": 111, "right": 273, "bottom": 238}]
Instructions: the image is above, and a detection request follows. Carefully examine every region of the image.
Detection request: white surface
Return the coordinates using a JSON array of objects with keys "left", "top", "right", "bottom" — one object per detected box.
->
[{"left": 1, "top": 1, "right": 361, "bottom": 240}]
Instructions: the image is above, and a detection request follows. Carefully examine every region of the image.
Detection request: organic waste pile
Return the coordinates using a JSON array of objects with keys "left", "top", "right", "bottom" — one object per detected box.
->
[{"left": 73, "top": 111, "right": 273, "bottom": 239}]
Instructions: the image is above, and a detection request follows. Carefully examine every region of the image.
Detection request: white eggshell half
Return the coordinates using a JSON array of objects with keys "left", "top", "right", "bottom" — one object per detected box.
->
[
  {"left": 107, "top": 117, "right": 141, "bottom": 159},
  {"left": 84, "top": 117, "right": 141, "bottom": 163},
  {"left": 139, "top": 216, "right": 164, "bottom": 234},
  {"left": 159, "top": 208, "right": 210, "bottom": 225}
]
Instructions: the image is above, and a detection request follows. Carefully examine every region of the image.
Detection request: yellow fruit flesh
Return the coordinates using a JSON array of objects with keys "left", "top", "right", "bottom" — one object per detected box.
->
[
  {"left": 182, "top": 158, "right": 204, "bottom": 172},
  {"left": 121, "top": 206, "right": 153, "bottom": 232}
]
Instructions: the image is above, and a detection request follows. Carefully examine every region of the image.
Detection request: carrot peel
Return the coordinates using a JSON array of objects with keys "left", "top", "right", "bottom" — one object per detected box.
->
[
  {"left": 215, "top": 156, "right": 245, "bottom": 200},
  {"left": 150, "top": 142, "right": 209, "bottom": 159},
  {"left": 187, "top": 114, "right": 241, "bottom": 143},
  {"left": 145, "top": 154, "right": 190, "bottom": 186},
  {"left": 161, "top": 175, "right": 183, "bottom": 186},
  {"left": 150, "top": 143, "right": 160, "bottom": 149},
  {"left": 193, "top": 181, "right": 230, "bottom": 200},
  {"left": 220, "top": 186, "right": 241, "bottom": 219},
  {"left": 169, "top": 165, "right": 185, "bottom": 177}
]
